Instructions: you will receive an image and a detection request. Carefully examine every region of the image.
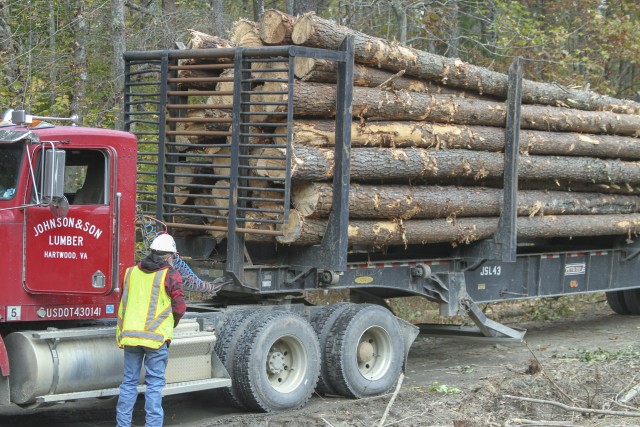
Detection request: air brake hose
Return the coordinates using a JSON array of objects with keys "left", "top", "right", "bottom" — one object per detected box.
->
[{"left": 138, "top": 210, "right": 229, "bottom": 295}]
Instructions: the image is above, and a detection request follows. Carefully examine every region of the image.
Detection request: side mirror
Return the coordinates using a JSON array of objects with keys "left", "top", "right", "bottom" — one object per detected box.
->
[
  {"left": 42, "top": 149, "right": 68, "bottom": 217},
  {"left": 42, "top": 149, "right": 65, "bottom": 200}
]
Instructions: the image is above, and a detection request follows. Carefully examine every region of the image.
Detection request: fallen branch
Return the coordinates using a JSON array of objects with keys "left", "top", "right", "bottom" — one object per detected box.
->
[
  {"left": 619, "top": 382, "right": 640, "bottom": 403},
  {"left": 378, "top": 372, "right": 404, "bottom": 427},
  {"left": 524, "top": 340, "right": 577, "bottom": 406},
  {"left": 321, "top": 417, "right": 335, "bottom": 427},
  {"left": 502, "top": 394, "right": 640, "bottom": 417},
  {"left": 508, "top": 418, "right": 583, "bottom": 427},
  {"left": 383, "top": 411, "right": 427, "bottom": 426},
  {"left": 377, "top": 70, "right": 406, "bottom": 90}
]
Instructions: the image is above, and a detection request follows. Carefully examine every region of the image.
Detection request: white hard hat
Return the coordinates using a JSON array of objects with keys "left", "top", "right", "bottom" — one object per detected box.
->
[{"left": 150, "top": 234, "right": 177, "bottom": 253}]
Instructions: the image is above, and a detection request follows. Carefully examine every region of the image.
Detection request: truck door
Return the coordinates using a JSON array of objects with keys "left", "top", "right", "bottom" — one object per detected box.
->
[{"left": 24, "top": 148, "right": 116, "bottom": 295}]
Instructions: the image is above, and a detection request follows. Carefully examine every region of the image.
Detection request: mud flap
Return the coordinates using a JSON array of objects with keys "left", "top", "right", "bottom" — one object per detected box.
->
[
  {"left": 210, "top": 351, "right": 231, "bottom": 381},
  {"left": 395, "top": 317, "right": 419, "bottom": 372}
]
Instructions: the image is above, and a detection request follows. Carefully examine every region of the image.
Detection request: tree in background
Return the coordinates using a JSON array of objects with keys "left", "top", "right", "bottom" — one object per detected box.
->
[{"left": 0, "top": 0, "right": 637, "bottom": 128}]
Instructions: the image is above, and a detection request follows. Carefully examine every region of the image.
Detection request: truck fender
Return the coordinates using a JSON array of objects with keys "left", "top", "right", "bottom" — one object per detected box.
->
[
  {"left": 0, "top": 335, "right": 9, "bottom": 376},
  {"left": 0, "top": 335, "right": 11, "bottom": 406}
]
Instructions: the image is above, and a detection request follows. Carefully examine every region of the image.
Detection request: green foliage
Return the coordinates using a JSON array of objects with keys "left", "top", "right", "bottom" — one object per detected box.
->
[
  {"left": 0, "top": 0, "right": 637, "bottom": 127},
  {"left": 428, "top": 381, "right": 461, "bottom": 394},
  {"left": 525, "top": 297, "right": 575, "bottom": 321},
  {"left": 555, "top": 346, "right": 640, "bottom": 363}
]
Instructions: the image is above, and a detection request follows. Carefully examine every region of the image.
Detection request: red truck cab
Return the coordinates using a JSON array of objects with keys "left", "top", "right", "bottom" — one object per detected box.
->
[{"left": 0, "top": 116, "right": 137, "bottom": 326}]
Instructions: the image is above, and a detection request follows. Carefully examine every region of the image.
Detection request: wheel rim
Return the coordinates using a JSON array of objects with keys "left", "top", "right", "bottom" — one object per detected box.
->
[
  {"left": 265, "top": 335, "right": 307, "bottom": 393},
  {"left": 355, "top": 326, "right": 393, "bottom": 381}
]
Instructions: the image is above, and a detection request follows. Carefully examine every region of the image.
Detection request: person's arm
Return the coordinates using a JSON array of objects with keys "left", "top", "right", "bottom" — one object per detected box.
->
[{"left": 165, "top": 269, "right": 186, "bottom": 327}]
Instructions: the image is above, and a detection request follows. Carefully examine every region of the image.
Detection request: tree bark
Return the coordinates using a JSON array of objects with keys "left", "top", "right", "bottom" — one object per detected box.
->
[
  {"left": 277, "top": 210, "right": 640, "bottom": 246},
  {"left": 110, "top": 0, "right": 126, "bottom": 130},
  {"left": 276, "top": 120, "right": 640, "bottom": 159},
  {"left": 183, "top": 30, "right": 234, "bottom": 65},
  {"left": 292, "top": 182, "right": 640, "bottom": 219},
  {"left": 390, "top": 0, "right": 407, "bottom": 45},
  {"left": 260, "top": 9, "right": 295, "bottom": 45},
  {"left": 209, "top": 0, "right": 230, "bottom": 37},
  {"left": 445, "top": 0, "right": 460, "bottom": 58},
  {"left": 253, "top": 146, "right": 640, "bottom": 187},
  {"left": 283, "top": 82, "right": 640, "bottom": 136},
  {"left": 294, "top": 1, "right": 319, "bottom": 15},
  {"left": 187, "top": 30, "right": 235, "bottom": 49},
  {"left": 172, "top": 108, "right": 232, "bottom": 144},
  {"left": 291, "top": 14, "right": 640, "bottom": 114},
  {"left": 70, "top": 0, "right": 88, "bottom": 122},
  {"left": 48, "top": 2, "right": 57, "bottom": 107},
  {"left": 176, "top": 68, "right": 226, "bottom": 91},
  {"left": 293, "top": 57, "right": 483, "bottom": 97},
  {"left": 161, "top": 0, "right": 177, "bottom": 48}
]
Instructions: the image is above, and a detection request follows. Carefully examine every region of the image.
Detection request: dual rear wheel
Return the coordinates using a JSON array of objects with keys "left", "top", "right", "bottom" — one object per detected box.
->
[
  {"left": 214, "top": 303, "right": 405, "bottom": 412},
  {"left": 312, "top": 303, "right": 405, "bottom": 398},
  {"left": 606, "top": 288, "right": 640, "bottom": 315}
]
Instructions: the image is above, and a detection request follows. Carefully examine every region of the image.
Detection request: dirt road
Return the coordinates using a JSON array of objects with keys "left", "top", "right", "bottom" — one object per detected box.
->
[{"left": 0, "top": 299, "right": 638, "bottom": 427}]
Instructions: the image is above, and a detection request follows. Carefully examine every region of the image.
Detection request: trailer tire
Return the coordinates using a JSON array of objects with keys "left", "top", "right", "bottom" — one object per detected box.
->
[
  {"left": 235, "top": 311, "right": 320, "bottom": 412},
  {"left": 606, "top": 291, "right": 631, "bottom": 315},
  {"left": 325, "top": 304, "right": 404, "bottom": 398},
  {"left": 623, "top": 289, "right": 640, "bottom": 314},
  {"left": 310, "top": 302, "right": 353, "bottom": 395},
  {"left": 214, "top": 310, "right": 262, "bottom": 409}
]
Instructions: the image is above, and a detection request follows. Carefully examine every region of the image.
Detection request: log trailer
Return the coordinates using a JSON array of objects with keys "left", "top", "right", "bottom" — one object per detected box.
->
[{"left": 0, "top": 39, "right": 638, "bottom": 412}]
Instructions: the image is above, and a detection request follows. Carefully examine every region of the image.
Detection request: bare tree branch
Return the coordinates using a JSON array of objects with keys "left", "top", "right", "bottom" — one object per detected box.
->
[{"left": 503, "top": 394, "right": 640, "bottom": 417}]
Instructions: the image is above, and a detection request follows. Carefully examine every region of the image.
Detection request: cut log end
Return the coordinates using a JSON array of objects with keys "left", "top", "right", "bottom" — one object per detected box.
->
[
  {"left": 260, "top": 9, "right": 295, "bottom": 45},
  {"left": 291, "top": 182, "right": 321, "bottom": 217},
  {"left": 291, "top": 13, "right": 314, "bottom": 45},
  {"left": 294, "top": 57, "right": 316, "bottom": 79},
  {"left": 230, "top": 19, "right": 259, "bottom": 45}
]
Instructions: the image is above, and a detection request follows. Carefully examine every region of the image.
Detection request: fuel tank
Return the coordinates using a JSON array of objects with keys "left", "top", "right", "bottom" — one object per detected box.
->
[
  {"left": 5, "top": 319, "right": 216, "bottom": 405},
  {"left": 5, "top": 330, "right": 122, "bottom": 405}
]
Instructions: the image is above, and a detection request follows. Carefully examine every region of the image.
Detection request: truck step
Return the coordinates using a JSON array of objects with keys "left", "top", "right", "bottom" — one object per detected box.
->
[{"left": 35, "top": 377, "right": 232, "bottom": 404}]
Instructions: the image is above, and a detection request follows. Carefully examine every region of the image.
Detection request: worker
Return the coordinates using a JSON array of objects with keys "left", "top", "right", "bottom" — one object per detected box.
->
[{"left": 115, "top": 233, "right": 186, "bottom": 427}]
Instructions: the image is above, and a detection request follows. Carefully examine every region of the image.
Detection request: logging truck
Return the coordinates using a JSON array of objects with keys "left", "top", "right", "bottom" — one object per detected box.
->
[{"left": 0, "top": 38, "right": 639, "bottom": 413}]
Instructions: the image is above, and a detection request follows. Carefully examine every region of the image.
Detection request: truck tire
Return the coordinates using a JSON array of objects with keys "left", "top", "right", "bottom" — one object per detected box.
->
[
  {"left": 234, "top": 310, "right": 320, "bottom": 412},
  {"left": 310, "top": 302, "right": 353, "bottom": 395},
  {"left": 623, "top": 289, "right": 640, "bottom": 314},
  {"left": 606, "top": 291, "right": 631, "bottom": 315},
  {"left": 214, "top": 310, "right": 262, "bottom": 409},
  {"left": 324, "top": 304, "right": 404, "bottom": 398}
]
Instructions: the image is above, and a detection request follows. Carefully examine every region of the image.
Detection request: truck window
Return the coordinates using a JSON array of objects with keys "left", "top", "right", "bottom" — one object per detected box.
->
[
  {"left": 65, "top": 150, "right": 107, "bottom": 205},
  {"left": 0, "top": 143, "right": 22, "bottom": 200}
]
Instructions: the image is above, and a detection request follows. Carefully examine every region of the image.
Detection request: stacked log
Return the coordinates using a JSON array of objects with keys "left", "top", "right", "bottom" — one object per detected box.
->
[
  {"left": 290, "top": 13, "right": 640, "bottom": 114},
  {"left": 169, "top": 10, "right": 640, "bottom": 248}
]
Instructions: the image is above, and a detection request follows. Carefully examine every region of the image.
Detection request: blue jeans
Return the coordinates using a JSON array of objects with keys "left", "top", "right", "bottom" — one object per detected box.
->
[{"left": 116, "top": 343, "right": 168, "bottom": 427}]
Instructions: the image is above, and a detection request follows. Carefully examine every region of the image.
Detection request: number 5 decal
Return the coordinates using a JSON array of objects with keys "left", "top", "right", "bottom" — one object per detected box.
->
[{"left": 7, "top": 306, "right": 21, "bottom": 321}]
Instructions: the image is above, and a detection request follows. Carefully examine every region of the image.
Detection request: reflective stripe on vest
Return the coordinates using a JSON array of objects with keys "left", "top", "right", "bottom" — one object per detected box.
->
[{"left": 116, "top": 266, "right": 174, "bottom": 349}]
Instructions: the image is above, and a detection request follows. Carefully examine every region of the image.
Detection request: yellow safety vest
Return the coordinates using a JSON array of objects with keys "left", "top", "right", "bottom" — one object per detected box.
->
[{"left": 116, "top": 266, "right": 174, "bottom": 349}]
